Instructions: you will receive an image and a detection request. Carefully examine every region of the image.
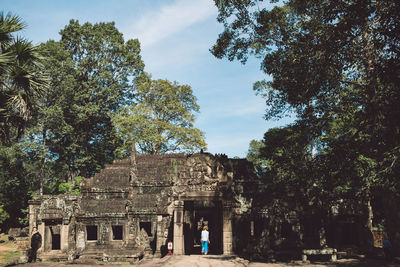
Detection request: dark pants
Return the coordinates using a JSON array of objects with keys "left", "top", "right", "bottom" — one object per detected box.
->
[
  {"left": 28, "top": 247, "right": 38, "bottom": 262},
  {"left": 384, "top": 247, "right": 392, "bottom": 260}
]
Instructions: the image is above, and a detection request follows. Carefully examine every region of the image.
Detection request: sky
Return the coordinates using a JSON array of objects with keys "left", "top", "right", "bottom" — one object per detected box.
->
[{"left": 2, "top": 0, "right": 293, "bottom": 158}]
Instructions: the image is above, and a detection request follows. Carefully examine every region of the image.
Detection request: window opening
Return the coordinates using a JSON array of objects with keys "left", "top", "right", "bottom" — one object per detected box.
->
[
  {"left": 86, "top": 225, "right": 98, "bottom": 241},
  {"left": 112, "top": 225, "right": 123, "bottom": 240},
  {"left": 140, "top": 222, "right": 152, "bottom": 236},
  {"left": 50, "top": 226, "right": 61, "bottom": 250}
]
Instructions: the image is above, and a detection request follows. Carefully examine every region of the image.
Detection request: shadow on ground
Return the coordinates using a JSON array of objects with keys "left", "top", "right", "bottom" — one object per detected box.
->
[{"left": 248, "top": 258, "right": 399, "bottom": 267}]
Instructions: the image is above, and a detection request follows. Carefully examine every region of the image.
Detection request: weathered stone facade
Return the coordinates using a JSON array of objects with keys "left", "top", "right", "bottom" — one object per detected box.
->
[
  {"left": 29, "top": 151, "right": 372, "bottom": 262},
  {"left": 29, "top": 152, "right": 256, "bottom": 261}
]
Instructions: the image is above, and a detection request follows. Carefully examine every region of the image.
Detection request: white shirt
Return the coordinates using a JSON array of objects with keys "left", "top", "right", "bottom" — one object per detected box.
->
[{"left": 201, "top": 230, "right": 209, "bottom": 242}]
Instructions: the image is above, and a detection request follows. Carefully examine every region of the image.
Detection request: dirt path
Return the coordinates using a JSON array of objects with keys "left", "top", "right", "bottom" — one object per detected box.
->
[
  {"left": 0, "top": 243, "right": 21, "bottom": 266},
  {"left": 0, "top": 246, "right": 13, "bottom": 252},
  {"left": 16, "top": 255, "right": 400, "bottom": 267}
]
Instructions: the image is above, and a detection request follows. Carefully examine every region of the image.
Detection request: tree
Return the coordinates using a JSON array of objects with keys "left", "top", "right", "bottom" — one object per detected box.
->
[
  {"left": 0, "top": 142, "right": 35, "bottom": 228},
  {"left": 255, "top": 125, "right": 315, "bottom": 206},
  {"left": 246, "top": 124, "right": 331, "bottom": 249},
  {"left": 212, "top": 0, "right": 399, "bottom": 158},
  {"left": 212, "top": 0, "right": 399, "bottom": 147},
  {"left": 0, "top": 12, "right": 48, "bottom": 230},
  {"left": 37, "top": 20, "right": 144, "bottom": 180},
  {"left": 213, "top": 0, "right": 400, "bottom": 246},
  {"left": 247, "top": 139, "right": 268, "bottom": 176},
  {"left": 0, "top": 12, "right": 48, "bottom": 145},
  {"left": 113, "top": 78, "right": 207, "bottom": 155}
]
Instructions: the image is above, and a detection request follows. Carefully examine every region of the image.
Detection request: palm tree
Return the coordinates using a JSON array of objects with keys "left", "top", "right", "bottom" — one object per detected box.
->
[{"left": 0, "top": 12, "right": 48, "bottom": 144}]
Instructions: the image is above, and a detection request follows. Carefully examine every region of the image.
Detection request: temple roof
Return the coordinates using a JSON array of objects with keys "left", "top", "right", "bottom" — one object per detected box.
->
[{"left": 81, "top": 152, "right": 255, "bottom": 192}]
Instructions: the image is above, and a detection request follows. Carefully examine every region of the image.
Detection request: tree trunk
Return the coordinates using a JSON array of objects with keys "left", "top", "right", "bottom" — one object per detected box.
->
[
  {"left": 362, "top": 19, "right": 377, "bottom": 249},
  {"left": 363, "top": 184, "right": 374, "bottom": 248},
  {"left": 310, "top": 139, "right": 317, "bottom": 159},
  {"left": 367, "top": 198, "right": 373, "bottom": 232},
  {"left": 40, "top": 128, "right": 47, "bottom": 195}
]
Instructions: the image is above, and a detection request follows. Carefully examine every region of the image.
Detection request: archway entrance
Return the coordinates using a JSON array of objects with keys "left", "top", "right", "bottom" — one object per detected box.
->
[{"left": 183, "top": 200, "right": 222, "bottom": 255}]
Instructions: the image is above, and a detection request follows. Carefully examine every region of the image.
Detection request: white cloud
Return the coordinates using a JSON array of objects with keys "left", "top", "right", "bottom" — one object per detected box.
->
[
  {"left": 128, "top": 0, "right": 217, "bottom": 47},
  {"left": 140, "top": 40, "right": 208, "bottom": 77}
]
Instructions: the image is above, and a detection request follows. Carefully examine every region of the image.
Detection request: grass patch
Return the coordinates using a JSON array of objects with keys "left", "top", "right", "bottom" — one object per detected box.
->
[
  {"left": 45, "top": 258, "right": 59, "bottom": 262},
  {"left": 0, "top": 250, "right": 20, "bottom": 264},
  {"left": 0, "top": 234, "right": 18, "bottom": 249},
  {"left": 0, "top": 234, "right": 21, "bottom": 264}
]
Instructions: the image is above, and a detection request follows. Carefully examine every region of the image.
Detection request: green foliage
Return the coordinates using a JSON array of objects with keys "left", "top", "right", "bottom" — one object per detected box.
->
[
  {"left": 113, "top": 78, "right": 207, "bottom": 155},
  {"left": 247, "top": 139, "right": 268, "bottom": 175},
  {"left": 35, "top": 19, "right": 145, "bottom": 178},
  {"left": 0, "top": 13, "right": 49, "bottom": 229},
  {"left": 258, "top": 125, "right": 316, "bottom": 202},
  {"left": 58, "top": 176, "right": 82, "bottom": 194},
  {"left": 212, "top": 0, "right": 400, "bottom": 158},
  {"left": 17, "top": 208, "right": 28, "bottom": 226},
  {"left": 0, "top": 12, "right": 49, "bottom": 145},
  {"left": 0, "top": 143, "right": 35, "bottom": 229},
  {"left": 0, "top": 205, "right": 9, "bottom": 225},
  {"left": 0, "top": 17, "right": 146, "bottom": 228},
  {"left": 215, "top": 0, "right": 400, "bottom": 235}
]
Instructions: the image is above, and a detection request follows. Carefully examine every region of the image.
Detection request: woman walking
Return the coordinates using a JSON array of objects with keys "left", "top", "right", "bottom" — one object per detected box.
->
[{"left": 201, "top": 226, "right": 210, "bottom": 255}]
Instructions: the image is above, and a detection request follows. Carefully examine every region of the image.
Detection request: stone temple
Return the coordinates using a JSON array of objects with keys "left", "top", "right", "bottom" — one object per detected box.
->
[
  {"left": 29, "top": 150, "right": 371, "bottom": 262},
  {"left": 28, "top": 151, "right": 257, "bottom": 261}
]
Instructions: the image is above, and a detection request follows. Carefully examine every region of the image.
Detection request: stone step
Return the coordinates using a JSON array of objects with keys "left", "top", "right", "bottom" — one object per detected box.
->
[
  {"left": 39, "top": 250, "right": 68, "bottom": 261},
  {"left": 79, "top": 248, "right": 143, "bottom": 261}
]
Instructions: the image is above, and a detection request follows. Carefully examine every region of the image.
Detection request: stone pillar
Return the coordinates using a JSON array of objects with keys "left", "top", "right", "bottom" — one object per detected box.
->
[
  {"left": 61, "top": 224, "right": 69, "bottom": 251},
  {"left": 155, "top": 215, "right": 164, "bottom": 257},
  {"left": 28, "top": 204, "right": 35, "bottom": 235},
  {"left": 37, "top": 222, "right": 45, "bottom": 252},
  {"left": 76, "top": 225, "right": 86, "bottom": 253},
  {"left": 222, "top": 203, "right": 233, "bottom": 255},
  {"left": 44, "top": 225, "right": 51, "bottom": 251},
  {"left": 173, "top": 200, "right": 184, "bottom": 255}
]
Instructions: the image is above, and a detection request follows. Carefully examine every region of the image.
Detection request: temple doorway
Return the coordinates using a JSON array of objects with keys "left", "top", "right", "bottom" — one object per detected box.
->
[
  {"left": 183, "top": 200, "right": 223, "bottom": 255},
  {"left": 44, "top": 219, "right": 62, "bottom": 251}
]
